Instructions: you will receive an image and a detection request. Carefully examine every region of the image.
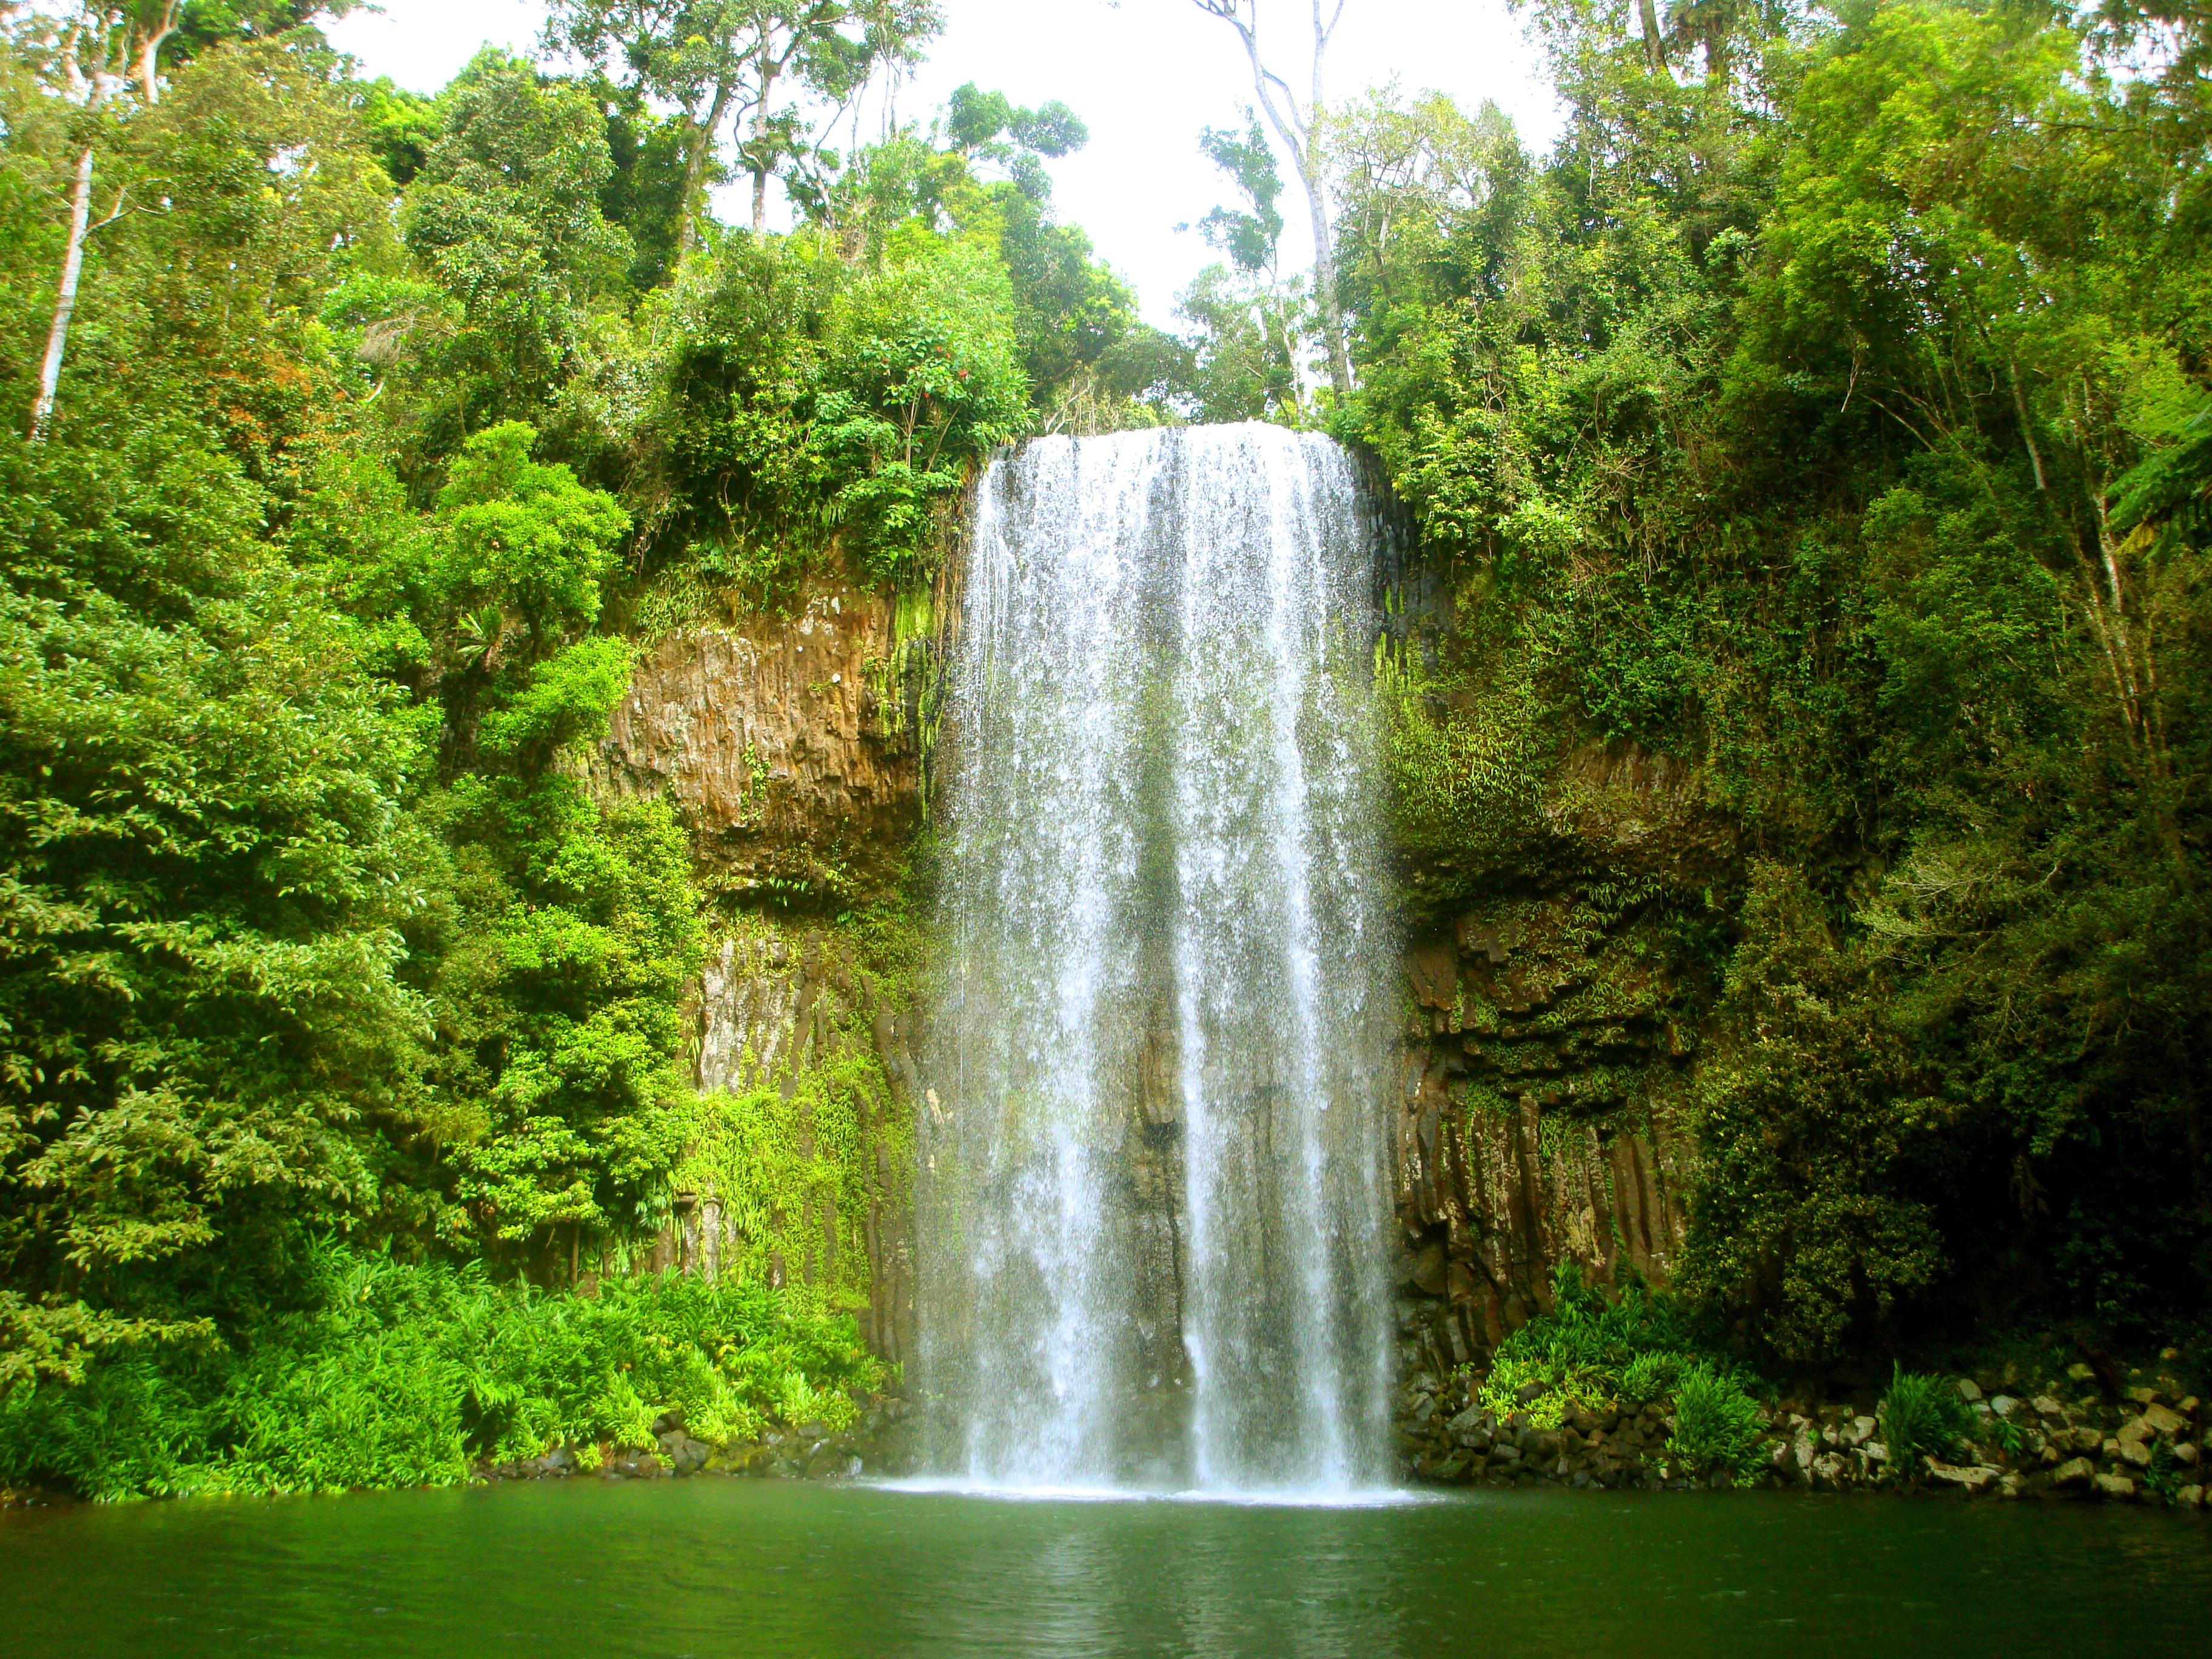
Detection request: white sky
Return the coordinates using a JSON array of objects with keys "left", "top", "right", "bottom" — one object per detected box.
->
[{"left": 327, "top": 0, "right": 1563, "bottom": 327}]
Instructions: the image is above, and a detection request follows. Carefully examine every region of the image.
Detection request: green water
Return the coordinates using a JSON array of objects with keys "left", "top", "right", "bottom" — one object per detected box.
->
[{"left": 1, "top": 1480, "right": 2205, "bottom": 1657}]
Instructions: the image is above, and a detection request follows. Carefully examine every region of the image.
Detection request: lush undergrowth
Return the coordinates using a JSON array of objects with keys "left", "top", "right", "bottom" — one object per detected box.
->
[
  {"left": 1476, "top": 1267, "right": 1767, "bottom": 1481},
  {"left": 0, "top": 1245, "right": 879, "bottom": 1501}
]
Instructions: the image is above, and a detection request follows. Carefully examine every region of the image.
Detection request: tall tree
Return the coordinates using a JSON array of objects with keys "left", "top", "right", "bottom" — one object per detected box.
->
[
  {"left": 543, "top": 0, "right": 940, "bottom": 252},
  {"left": 1188, "top": 0, "right": 1353, "bottom": 399},
  {"left": 22, "top": 7, "right": 136, "bottom": 441}
]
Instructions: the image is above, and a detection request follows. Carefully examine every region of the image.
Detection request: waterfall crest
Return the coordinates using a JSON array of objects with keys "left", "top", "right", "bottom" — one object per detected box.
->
[{"left": 917, "top": 423, "right": 1396, "bottom": 1495}]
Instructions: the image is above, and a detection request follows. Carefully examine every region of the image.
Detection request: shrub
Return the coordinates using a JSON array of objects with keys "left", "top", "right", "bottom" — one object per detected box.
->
[
  {"left": 1475, "top": 1262, "right": 1708, "bottom": 1423},
  {"left": 1876, "top": 1364, "right": 1977, "bottom": 1473},
  {"left": 1621, "top": 1350, "right": 1685, "bottom": 1402},
  {"left": 0, "top": 1242, "right": 883, "bottom": 1500},
  {"left": 1664, "top": 1359, "right": 1766, "bottom": 1483}
]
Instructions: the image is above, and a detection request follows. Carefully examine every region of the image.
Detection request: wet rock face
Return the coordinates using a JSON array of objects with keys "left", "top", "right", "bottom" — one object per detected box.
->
[
  {"left": 645, "top": 921, "right": 919, "bottom": 1369},
  {"left": 597, "top": 580, "right": 922, "bottom": 903},
  {"left": 593, "top": 579, "right": 931, "bottom": 1368},
  {"left": 1387, "top": 739, "right": 1737, "bottom": 1373}
]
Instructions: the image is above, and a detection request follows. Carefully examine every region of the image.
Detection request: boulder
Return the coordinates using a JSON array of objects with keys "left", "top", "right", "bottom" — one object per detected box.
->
[
  {"left": 2051, "top": 1456, "right": 2096, "bottom": 1490},
  {"left": 1957, "top": 1379, "right": 1984, "bottom": 1403},
  {"left": 2174, "top": 1484, "right": 2204, "bottom": 1510},
  {"left": 2091, "top": 1472, "right": 2138, "bottom": 1501},
  {"left": 602, "top": 1449, "right": 664, "bottom": 1481},
  {"left": 1925, "top": 1460, "right": 1999, "bottom": 1495},
  {"left": 709, "top": 1441, "right": 771, "bottom": 1476},
  {"left": 2173, "top": 1442, "right": 2200, "bottom": 1467},
  {"left": 2139, "top": 1403, "right": 2186, "bottom": 1438},
  {"left": 2030, "top": 1395, "right": 2063, "bottom": 1417},
  {"left": 657, "top": 1430, "right": 712, "bottom": 1477},
  {"left": 1446, "top": 1404, "right": 1489, "bottom": 1436},
  {"left": 2117, "top": 1436, "right": 2153, "bottom": 1470}
]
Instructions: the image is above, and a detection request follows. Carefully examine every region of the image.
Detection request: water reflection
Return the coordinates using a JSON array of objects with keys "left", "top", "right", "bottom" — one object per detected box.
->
[{"left": 0, "top": 1478, "right": 2204, "bottom": 1659}]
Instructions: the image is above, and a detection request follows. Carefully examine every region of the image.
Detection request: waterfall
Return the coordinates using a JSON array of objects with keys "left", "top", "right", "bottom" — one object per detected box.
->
[{"left": 917, "top": 423, "right": 1397, "bottom": 1495}]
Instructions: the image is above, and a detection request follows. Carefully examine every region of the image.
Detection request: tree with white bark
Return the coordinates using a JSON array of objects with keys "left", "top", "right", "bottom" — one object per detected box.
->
[
  {"left": 23, "top": 6, "right": 137, "bottom": 441},
  {"left": 1188, "top": 0, "right": 1354, "bottom": 401},
  {"left": 19, "top": 0, "right": 345, "bottom": 440}
]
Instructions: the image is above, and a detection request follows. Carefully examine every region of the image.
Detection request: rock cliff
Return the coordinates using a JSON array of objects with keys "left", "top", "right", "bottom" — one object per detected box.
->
[
  {"left": 598, "top": 577, "right": 927, "bottom": 905},
  {"left": 596, "top": 575, "right": 936, "bottom": 1360},
  {"left": 1390, "top": 733, "right": 1738, "bottom": 1382},
  {"left": 605, "top": 555, "right": 1746, "bottom": 1388}
]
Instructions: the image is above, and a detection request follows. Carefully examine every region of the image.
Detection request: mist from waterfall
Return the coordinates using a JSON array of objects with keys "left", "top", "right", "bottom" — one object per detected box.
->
[{"left": 916, "top": 423, "right": 1398, "bottom": 1496}]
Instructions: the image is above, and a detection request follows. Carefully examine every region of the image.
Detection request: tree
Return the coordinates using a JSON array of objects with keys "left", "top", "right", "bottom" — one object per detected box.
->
[
  {"left": 0, "top": 426, "right": 437, "bottom": 1373},
  {"left": 1188, "top": 0, "right": 1353, "bottom": 398},
  {"left": 543, "top": 0, "right": 941, "bottom": 252},
  {"left": 1175, "top": 115, "right": 1299, "bottom": 421},
  {"left": 395, "top": 51, "right": 635, "bottom": 461},
  {"left": 1193, "top": 115, "right": 1284, "bottom": 276},
  {"left": 14, "top": 3, "right": 357, "bottom": 442},
  {"left": 22, "top": 7, "right": 134, "bottom": 441}
]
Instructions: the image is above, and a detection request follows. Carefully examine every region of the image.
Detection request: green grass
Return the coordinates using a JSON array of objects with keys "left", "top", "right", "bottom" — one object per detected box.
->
[{"left": 0, "top": 1243, "right": 882, "bottom": 1501}]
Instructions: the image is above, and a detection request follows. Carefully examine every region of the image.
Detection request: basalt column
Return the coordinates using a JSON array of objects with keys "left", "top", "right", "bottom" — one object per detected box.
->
[{"left": 917, "top": 424, "right": 1398, "bottom": 1493}]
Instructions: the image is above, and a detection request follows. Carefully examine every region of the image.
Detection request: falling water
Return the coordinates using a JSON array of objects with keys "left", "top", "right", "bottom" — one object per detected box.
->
[{"left": 917, "top": 423, "right": 1397, "bottom": 1495}]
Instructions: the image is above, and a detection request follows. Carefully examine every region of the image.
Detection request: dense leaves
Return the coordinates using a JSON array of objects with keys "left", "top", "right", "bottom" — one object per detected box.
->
[
  {"left": 1344, "top": 0, "right": 2212, "bottom": 1362},
  {"left": 0, "top": 6, "right": 1143, "bottom": 1470},
  {"left": 0, "top": 1242, "right": 883, "bottom": 1498}
]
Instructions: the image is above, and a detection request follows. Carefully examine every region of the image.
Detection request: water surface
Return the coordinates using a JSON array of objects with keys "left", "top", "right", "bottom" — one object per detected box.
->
[{"left": 3, "top": 1479, "right": 2204, "bottom": 1657}]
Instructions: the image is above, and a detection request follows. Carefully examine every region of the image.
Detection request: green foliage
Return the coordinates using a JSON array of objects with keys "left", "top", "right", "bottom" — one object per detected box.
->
[
  {"left": 674, "top": 906, "right": 917, "bottom": 1313},
  {"left": 1664, "top": 1361, "right": 1766, "bottom": 1484},
  {"left": 1682, "top": 864, "right": 1946, "bottom": 1366},
  {"left": 477, "top": 637, "right": 635, "bottom": 761},
  {"left": 1478, "top": 1264, "right": 1691, "bottom": 1410},
  {"left": 0, "top": 2, "right": 1118, "bottom": 1437},
  {"left": 0, "top": 428, "right": 437, "bottom": 1359},
  {"left": 1350, "top": 0, "right": 2212, "bottom": 1356},
  {"left": 0, "top": 1241, "right": 882, "bottom": 1500},
  {"left": 1619, "top": 1350, "right": 1683, "bottom": 1403},
  {"left": 1876, "top": 1364, "right": 1976, "bottom": 1472},
  {"left": 1475, "top": 1264, "right": 1766, "bottom": 1478},
  {"left": 392, "top": 49, "right": 637, "bottom": 457},
  {"left": 435, "top": 421, "right": 629, "bottom": 645}
]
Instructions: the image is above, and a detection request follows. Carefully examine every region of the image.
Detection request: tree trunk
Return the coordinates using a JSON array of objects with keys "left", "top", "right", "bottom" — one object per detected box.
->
[
  {"left": 30, "top": 143, "right": 96, "bottom": 443},
  {"left": 677, "top": 83, "right": 737, "bottom": 261},
  {"left": 1301, "top": 162, "right": 1353, "bottom": 400},
  {"left": 1639, "top": 0, "right": 1671, "bottom": 72},
  {"left": 749, "top": 61, "right": 783, "bottom": 235}
]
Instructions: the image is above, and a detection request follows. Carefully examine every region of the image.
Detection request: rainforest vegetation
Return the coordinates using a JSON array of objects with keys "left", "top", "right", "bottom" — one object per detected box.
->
[{"left": 0, "top": 0, "right": 2207, "bottom": 1496}]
